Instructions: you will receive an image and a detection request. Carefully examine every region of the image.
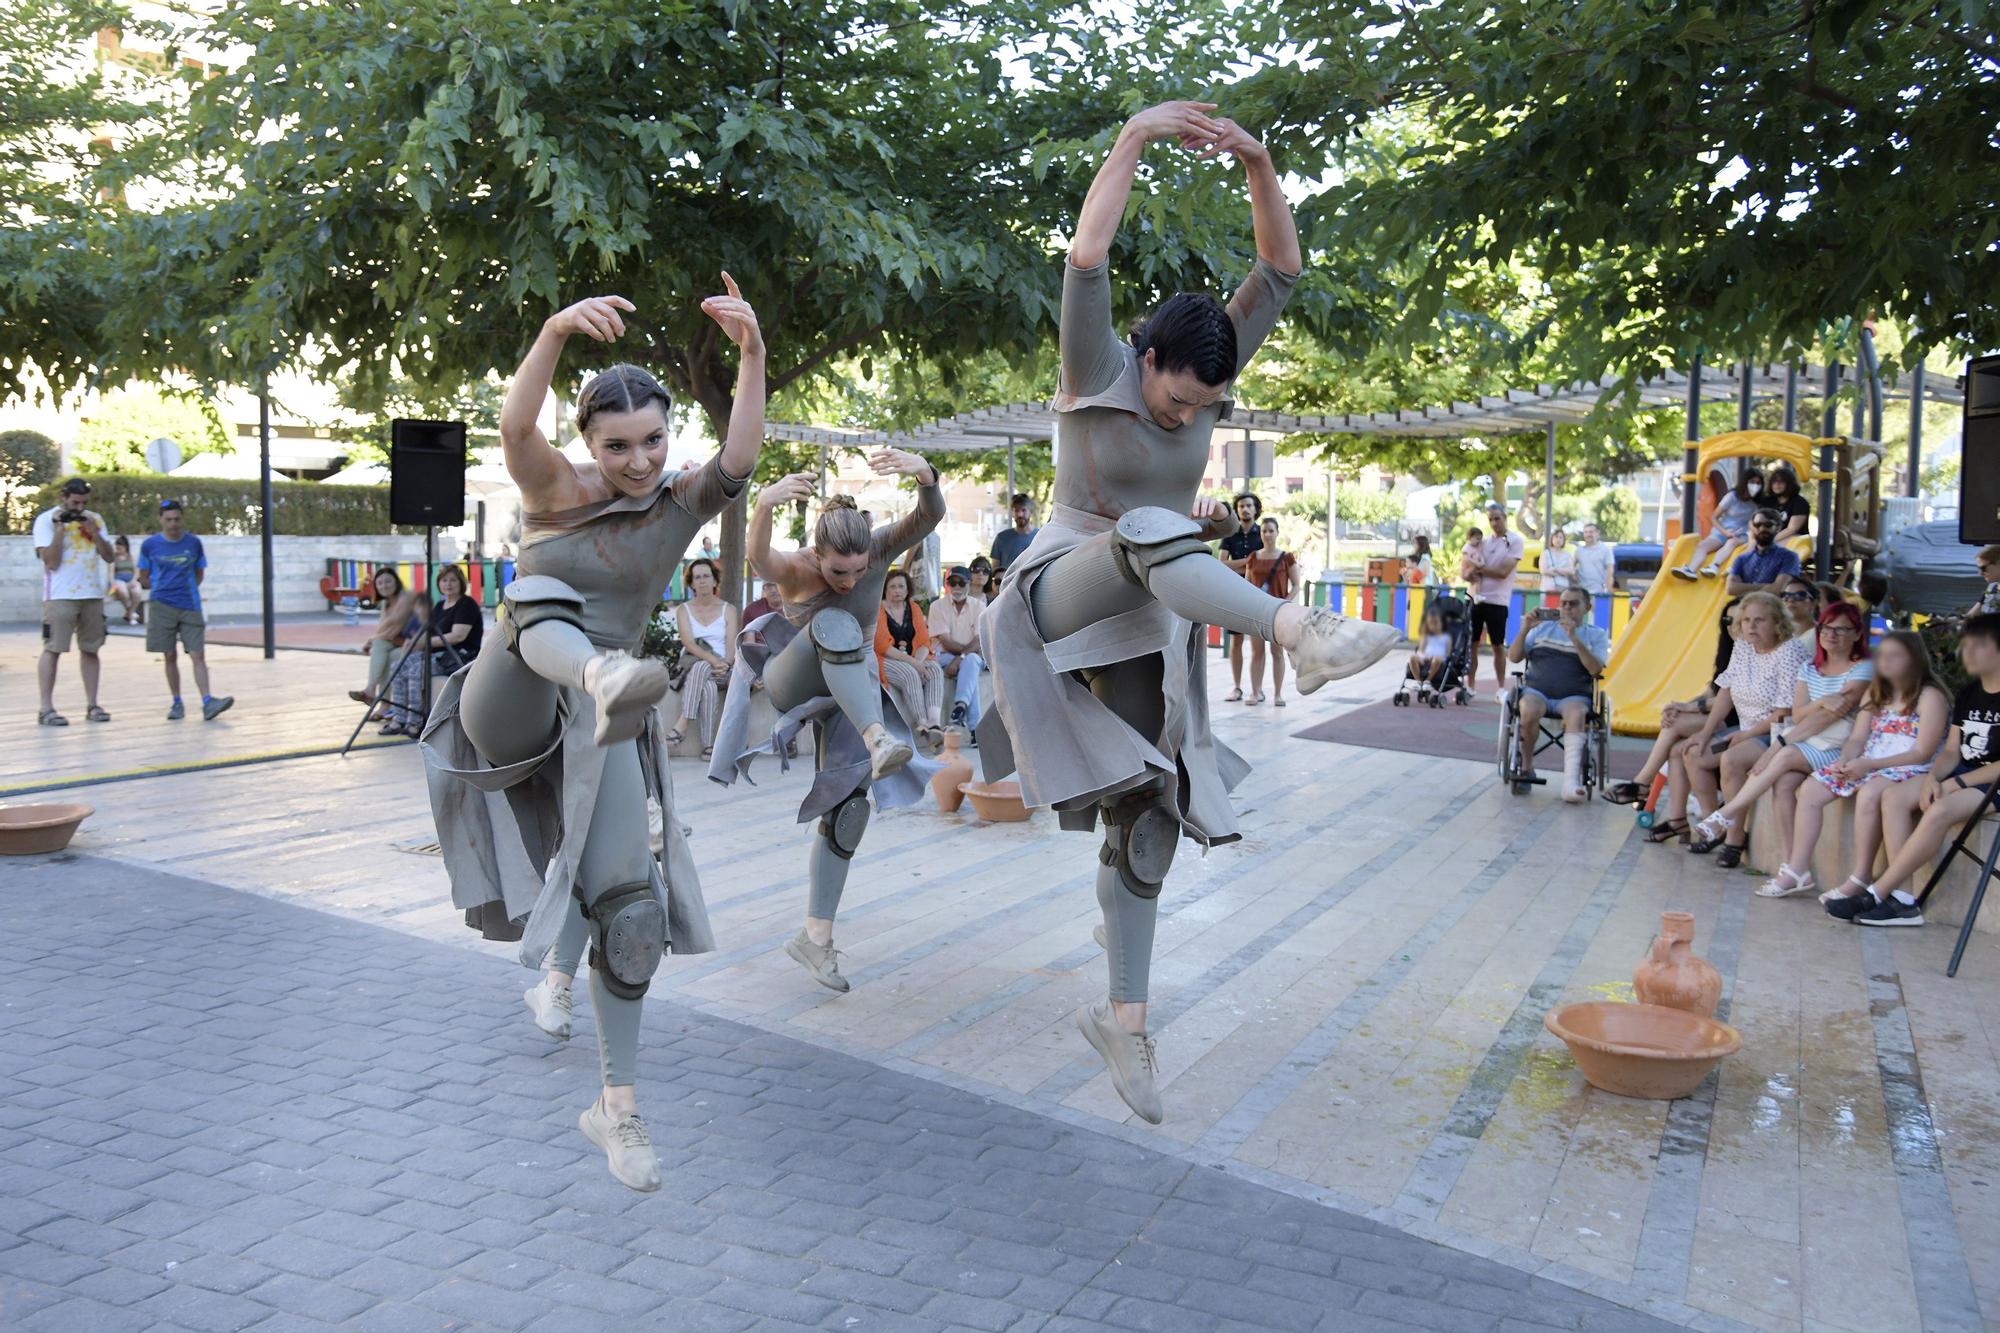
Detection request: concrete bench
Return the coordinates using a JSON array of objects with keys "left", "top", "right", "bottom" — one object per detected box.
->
[
  {"left": 1745, "top": 788, "right": 1997, "bottom": 936},
  {"left": 656, "top": 682, "right": 781, "bottom": 761}
]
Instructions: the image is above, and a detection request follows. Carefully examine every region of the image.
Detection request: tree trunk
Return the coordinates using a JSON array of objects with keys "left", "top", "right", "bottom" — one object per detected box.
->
[{"left": 683, "top": 363, "right": 747, "bottom": 605}]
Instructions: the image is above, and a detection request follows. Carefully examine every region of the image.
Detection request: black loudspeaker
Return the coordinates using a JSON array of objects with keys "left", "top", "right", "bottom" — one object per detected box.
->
[
  {"left": 389, "top": 418, "right": 467, "bottom": 527},
  {"left": 1960, "top": 357, "right": 2000, "bottom": 544}
]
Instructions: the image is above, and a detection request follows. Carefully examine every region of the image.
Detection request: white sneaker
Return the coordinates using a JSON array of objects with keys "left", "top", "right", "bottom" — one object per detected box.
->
[
  {"left": 860, "top": 722, "right": 912, "bottom": 781},
  {"left": 589, "top": 651, "right": 671, "bottom": 747},
  {"left": 1671, "top": 566, "right": 1699, "bottom": 581},
  {"left": 578, "top": 1098, "right": 661, "bottom": 1192},
  {"left": 1698, "top": 565, "right": 1720, "bottom": 578},
  {"left": 523, "top": 978, "right": 573, "bottom": 1040},
  {"left": 1292, "top": 609, "right": 1402, "bottom": 695},
  {"left": 1092, "top": 923, "right": 1107, "bottom": 950},
  {"left": 784, "top": 929, "right": 850, "bottom": 992},
  {"left": 1076, "top": 1001, "right": 1163, "bottom": 1124}
]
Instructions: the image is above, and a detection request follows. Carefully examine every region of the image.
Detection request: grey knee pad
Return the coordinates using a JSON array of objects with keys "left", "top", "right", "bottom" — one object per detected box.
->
[
  {"left": 1098, "top": 795, "right": 1179, "bottom": 900},
  {"left": 1110, "top": 507, "right": 1217, "bottom": 591},
  {"left": 502, "top": 575, "right": 586, "bottom": 647},
  {"left": 809, "top": 609, "right": 866, "bottom": 664},
  {"left": 817, "top": 793, "right": 871, "bottom": 860},
  {"left": 584, "top": 882, "right": 666, "bottom": 1000}
]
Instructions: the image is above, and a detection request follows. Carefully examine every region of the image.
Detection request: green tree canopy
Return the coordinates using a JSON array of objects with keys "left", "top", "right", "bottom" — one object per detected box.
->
[{"left": 72, "top": 383, "right": 228, "bottom": 472}]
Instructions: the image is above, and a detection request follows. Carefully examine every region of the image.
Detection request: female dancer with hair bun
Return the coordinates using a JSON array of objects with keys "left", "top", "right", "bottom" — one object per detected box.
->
[
  {"left": 422, "top": 280, "right": 766, "bottom": 1192},
  {"left": 709, "top": 455, "right": 945, "bottom": 993},
  {"left": 981, "top": 102, "right": 1401, "bottom": 1123}
]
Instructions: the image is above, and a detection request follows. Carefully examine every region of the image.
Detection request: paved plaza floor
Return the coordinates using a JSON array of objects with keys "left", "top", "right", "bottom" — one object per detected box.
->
[{"left": 4, "top": 624, "right": 1998, "bottom": 1331}]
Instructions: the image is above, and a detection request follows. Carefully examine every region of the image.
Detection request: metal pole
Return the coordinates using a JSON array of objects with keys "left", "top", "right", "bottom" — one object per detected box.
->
[
  {"left": 1325, "top": 469, "right": 1335, "bottom": 574},
  {"left": 421, "top": 525, "right": 436, "bottom": 717},
  {"left": 1908, "top": 360, "right": 1926, "bottom": 497},
  {"left": 1821, "top": 361, "right": 1841, "bottom": 437},
  {"left": 258, "top": 390, "right": 275, "bottom": 660},
  {"left": 1818, "top": 363, "right": 1839, "bottom": 576},
  {"left": 1005, "top": 441, "right": 1015, "bottom": 499},
  {"left": 1783, "top": 363, "right": 1799, "bottom": 432},
  {"left": 1681, "top": 356, "right": 1702, "bottom": 537},
  {"left": 1542, "top": 421, "right": 1557, "bottom": 543},
  {"left": 1737, "top": 362, "right": 1754, "bottom": 430},
  {"left": 1859, "top": 326, "right": 1885, "bottom": 441}
]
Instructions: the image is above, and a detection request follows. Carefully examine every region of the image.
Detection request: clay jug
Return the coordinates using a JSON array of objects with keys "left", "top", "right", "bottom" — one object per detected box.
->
[
  {"left": 932, "top": 730, "right": 975, "bottom": 814},
  {"left": 1633, "top": 911, "right": 1722, "bottom": 1018}
]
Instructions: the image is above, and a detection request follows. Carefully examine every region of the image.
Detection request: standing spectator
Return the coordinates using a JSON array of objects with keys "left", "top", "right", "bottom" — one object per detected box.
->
[
  {"left": 1672, "top": 466, "right": 1764, "bottom": 580},
  {"left": 1724, "top": 509, "right": 1801, "bottom": 595},
  {"left": 1764, "top": 465, "right": 1811, "bottom": 542},
  {"left": 928, "top": 565, "right": 987, "bottom": 733},
  {"left": 1408, "top": 534, "right": 1438, "bottom": 585},
  {"left": 1465, "top": 502, "right": 1524, "bottom": 700},
  {"left": 666, "top": 557, "right": 738, "bottom": 755},
  {"left": 350, "top": 567, "right": 416, "bottom": 717},
  {"left": 989, "top": 492, "right": 1039, "bottom": 576},
  {"left": 1539, "top": 527, "right": 1578, "bottom": 593},
  {"left": 741, "top": 575, "right": 784, "bottom": 627},
  {"left": 108, "top": 535, "right": 144, "bottom": 624},
  {"left": 1506, "top": 587, "right": 1611, "bottom": 801},
  {"left": 876, "top": 569, "right": 945, "bottom": 748},
  {"left": 383, "top": 564, "right": 482, "bottom": 736},
  {"left": 1574, "top": 523, "right": 1615, "bottom": 596},
  {"left": 1220, "top": 492, "right": 1264, "bottom": 701},
  {"left": 33, "top": 478, "right": 114, "bottom": 726},
  {"left": 138, "top": 500, "right": 233, "bottom": 721},
  {"left": 1246, "top": 515, "right": 1296, "bottom": 706}
]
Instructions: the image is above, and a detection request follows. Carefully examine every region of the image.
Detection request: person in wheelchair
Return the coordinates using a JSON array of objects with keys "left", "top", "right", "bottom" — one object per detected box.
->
[{"left": 1506, "top": 587, "right": 1610, "bottom": 802}]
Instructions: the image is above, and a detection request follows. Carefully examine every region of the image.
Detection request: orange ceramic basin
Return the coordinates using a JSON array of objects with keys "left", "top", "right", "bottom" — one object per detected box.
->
[
  {"left": 1544, "top": 1001, "right": 1742, "bottom": 1100},
  {"left": 959, "top": 780, "right": 1032, "bottom": 823},
  {"left": 0, "top": 803, "right": 93, "bottom": 856}
]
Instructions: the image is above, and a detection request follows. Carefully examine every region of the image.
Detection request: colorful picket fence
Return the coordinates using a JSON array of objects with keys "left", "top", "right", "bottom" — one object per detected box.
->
[{"left": 323, "top": 557, "right": 519, "bottom": 609}]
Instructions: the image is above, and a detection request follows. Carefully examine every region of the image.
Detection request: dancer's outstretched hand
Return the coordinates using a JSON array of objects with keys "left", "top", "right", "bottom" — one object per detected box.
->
[
  {"left": 757, "top": 472, "right": 816, "bottom": 509},
  {"left": 1126, "top": 100, "right": 1220, "bottom": 146},
  {"left": 1191, "top": 117, "right": 1268, "bottom": 165},
  {"left": 869, "top": 447, "right": 935, "bottom": 483},
  {"left": 547, "top": 295, "right": 634, "bottom": 342},
  {"left": 700, "top": 272, "right": 764, "bottom": 358},
  {"left": 1190, "top": 496, "right": 1229, "bottom": 523}
]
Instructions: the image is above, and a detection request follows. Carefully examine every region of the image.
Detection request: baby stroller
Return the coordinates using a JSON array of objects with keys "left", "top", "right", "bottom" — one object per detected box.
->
[{"left": 1393, "top": 592, "right": 1474, "bottom": 708}]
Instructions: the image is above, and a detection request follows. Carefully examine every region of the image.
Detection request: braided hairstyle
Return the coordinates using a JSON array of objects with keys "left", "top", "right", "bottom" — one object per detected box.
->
[
  {"left": 575, "top": 363, "right": 671, "bottom": 435},
  {"left": 1132, "top": 293, "right": 1238, "bottom": 387},
  {"left": 815, "top": 494, "right": 872, "bottom": 556}
]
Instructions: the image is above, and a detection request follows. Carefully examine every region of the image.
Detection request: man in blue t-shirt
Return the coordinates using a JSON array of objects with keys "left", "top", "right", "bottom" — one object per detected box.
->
[
  {"left": 1724, "top": 508, "right": 1801, "bottom": 595},
  {"left": 138, "top": 500, "right": 234, "bottom": 721},
  {"left": 1506, "top": 587, "right": 1611, "bottom": 801}
]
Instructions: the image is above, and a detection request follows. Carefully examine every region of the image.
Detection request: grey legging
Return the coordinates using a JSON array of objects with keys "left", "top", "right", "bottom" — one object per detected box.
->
[
  {"left": 1029, "top": 535, "right": 1283, "bottom": 1004},
  {"left": 762, "top": 623, "right": 885, "bottom": 924},
  {"left": 459, "top": 619, "right": 650, "bottom": 1087}
]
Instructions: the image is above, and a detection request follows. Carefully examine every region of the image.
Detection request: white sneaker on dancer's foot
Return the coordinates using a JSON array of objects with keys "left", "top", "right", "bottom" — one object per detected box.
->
[
  {"left": 860, "top": 722, "right": 912, "bottom": 781},
  {"left": 1292, "top": 609, "right": 1403, "bottom": 695},
  {"left": 1092, "top": 923, "right": 1107, "bottom": 950},
  {"left": 523, "top": 978, "right": 573, "bottom": 1040},
  {"left": 589, "top": 650, "right": 671, "bottom": 747},
  {"left": 578, "top": 1097, "right": 660, "bottom": 1192},
  {"left": 784, "top": 929, "right": 850, "bottom": 992},
  {"left": 1076, "top": 1001, "right": 1163, "bottom": 1124}
]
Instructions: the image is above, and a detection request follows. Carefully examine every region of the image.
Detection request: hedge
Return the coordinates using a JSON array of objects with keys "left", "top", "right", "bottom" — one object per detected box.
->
[{"left": 6, "top": 474, "right": 425, "bottom": 538}]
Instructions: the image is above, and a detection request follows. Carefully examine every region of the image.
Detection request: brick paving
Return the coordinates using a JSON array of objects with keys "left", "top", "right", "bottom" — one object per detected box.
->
[{"left": 0, "top": 853, "right": 1688, "bottom": 1332}]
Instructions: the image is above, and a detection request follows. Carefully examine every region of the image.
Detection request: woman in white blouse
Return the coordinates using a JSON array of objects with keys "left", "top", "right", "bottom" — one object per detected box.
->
[{"left": 1539, "top": 527, "right": 1578, "bottom": 592}]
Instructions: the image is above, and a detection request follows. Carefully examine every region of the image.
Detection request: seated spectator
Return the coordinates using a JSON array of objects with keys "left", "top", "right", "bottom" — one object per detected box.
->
[
  {"left": 1967, "top": 546, "right": 2000, "bottom": 616},
  {"left": 1776, "top": 573, "right": 1821, "bottom": 637},
  {"left": 1618, "top": 598, "right": 1742, "bottom": 819},
  {"left": 1824, "top": 614, "right": 2000, "bottom": 926},
  {"left": 1539, "top": 527, "right": 1577, "bottom": 592},
  {"left": 1685, "top": 602, "right": 1875, "bottom": 884},
  {"left": 349, "top": 567, "right": 417, "bottom": 718},
  {"left": 108, "top": 535, "right": 144, "bottom": 624},
  {"left": 967, "top": 555, "right": 996, "bottom": 603},
  {"left": 741, "top": 575, "right": 784, "bottom": 627},
  {"left": 1671, "top": 591, "right": 1809, "bottom": 865},
  {"left": 384, "top": 564, "right": 481, "bottom": 736},
  {"left": 928, "top": 565, "right": 986, "bottom": 734},
  {"left": 1672, "top": 467, "right": 1763, "bottom": 580},
  {"left": 877, "top": 568, "right": 945, "bottom": 748},
  {"left": 1764, "top": 465, "right": 1810, "bottom": 542},
  {"left": 1506, "top": 587, "right": 1611, "bottom": 802},
  {"left": 667, "top": 557, "right": 737, "bottom": 756},
  {"left": 1724, "top": 509, "right": 1800, "bottom": 595},
  {"left": 1406, "top": 605, "right": 1453, "bottom": 691}
]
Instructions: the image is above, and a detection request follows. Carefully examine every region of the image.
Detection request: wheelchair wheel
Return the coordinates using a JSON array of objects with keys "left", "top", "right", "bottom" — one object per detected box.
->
[{"left": 1496, "top": 692, "right": 1520, "bottom": 787}]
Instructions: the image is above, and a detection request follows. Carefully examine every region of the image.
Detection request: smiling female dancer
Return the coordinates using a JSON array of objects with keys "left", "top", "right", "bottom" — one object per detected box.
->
[
  {"left": 981, "top": 102, "right": 1400, "bottom": 1123},
  {"left": 708, "top": 457, "right": 944, "bottom": 993},
  {"left": 421, "top": 281, "right": 766, "bottom": 1191}
]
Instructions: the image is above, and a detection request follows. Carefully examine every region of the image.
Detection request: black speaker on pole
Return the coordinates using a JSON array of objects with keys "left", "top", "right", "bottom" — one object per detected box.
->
[
  {"left": 1959, "top": 356, "right": 2000, "bottom": 544},
  {"left": 389, "top": 418, "right": 467, "bottom": 527}
]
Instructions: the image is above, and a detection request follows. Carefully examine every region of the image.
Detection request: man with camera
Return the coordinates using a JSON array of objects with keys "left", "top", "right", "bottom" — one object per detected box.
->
[
  {"left": 1506, "top": 587, "right": 1610, "bottom": 802},
  {"left": 33, "top": 478, "right": 116, "bottom": 726}
]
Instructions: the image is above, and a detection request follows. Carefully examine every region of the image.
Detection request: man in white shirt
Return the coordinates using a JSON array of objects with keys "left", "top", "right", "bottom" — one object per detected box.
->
[
  {"left": 1464, "top": 502, "right": 1524, "bottom": 699},
  {"left": 927, "top": 566, "right": 987, "bottom": 734},
  {"left": 33, "top": 478, "right": 116, "bottom": 726},
  {"left": 1574, "top": 523, "right": 1615, "bottom": 596}
]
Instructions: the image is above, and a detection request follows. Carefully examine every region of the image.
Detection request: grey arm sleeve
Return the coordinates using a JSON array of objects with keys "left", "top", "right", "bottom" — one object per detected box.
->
[
  {"left": 1226, "top": 259, "right": 1302, "bottom": 374},
  {"left": 1059, "top": 259, "right": 1127, "bottom": 399},
  {"left": 669, "top": 453, "right": 751, "bottom": 522},
  {"left": 872, "top": 480, "right": 947, "bottom": 565}
]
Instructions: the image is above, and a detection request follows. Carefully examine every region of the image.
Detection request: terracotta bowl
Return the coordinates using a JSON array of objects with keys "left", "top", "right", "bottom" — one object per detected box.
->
[
  {"left": 958, "top": 780, "right": 1032, "bottom": 823},
  {"left": 1544, "top": 1001, "right": 1741, "bottom": 1100},
  {"left": 0, "top": 803, "right": 93, "bottom": 856}
]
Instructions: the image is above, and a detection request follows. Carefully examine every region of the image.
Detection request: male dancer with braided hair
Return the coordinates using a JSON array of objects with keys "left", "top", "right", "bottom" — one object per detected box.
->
[{"left": 982, "top": 102, "right": 1400, "bottom": 1123}]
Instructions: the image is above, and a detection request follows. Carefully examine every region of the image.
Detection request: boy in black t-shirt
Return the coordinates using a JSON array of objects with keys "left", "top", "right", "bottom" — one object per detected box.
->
[{"left": 1828, "top": 613, "right": 2000, "bottom": 926}]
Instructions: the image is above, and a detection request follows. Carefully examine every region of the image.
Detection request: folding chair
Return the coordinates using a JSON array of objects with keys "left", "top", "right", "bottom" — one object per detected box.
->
[{"left": 1913, "top": 783, "right": 1999, "bottom": 978}]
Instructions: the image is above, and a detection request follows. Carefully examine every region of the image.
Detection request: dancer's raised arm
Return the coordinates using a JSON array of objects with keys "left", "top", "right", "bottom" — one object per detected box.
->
[
  {"left": 1068, "top": 101, "right": 1219, "bottom": 269},
  {"left": 500, "top": 295, "right": 636, "bottom": 508},
  {"left": 1199, "top": 118, "right": 1301, "bottom": 276},
  {"left": 865, "top": 448, "right": 944, "bottom": 562},
  {"left": 747, "top": 472, "right": 819, "bottom": 587},
  {"left": 698, "top": 272, "right": 765, "bottom": 480}
]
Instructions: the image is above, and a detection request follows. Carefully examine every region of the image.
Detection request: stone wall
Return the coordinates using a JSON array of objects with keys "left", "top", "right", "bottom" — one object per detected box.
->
[{"left": 0, "top": 534, "right": 450, "bottom": 624}]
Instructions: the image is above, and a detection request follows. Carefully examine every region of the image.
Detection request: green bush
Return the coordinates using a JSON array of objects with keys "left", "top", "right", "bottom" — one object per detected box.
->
[
  {"left": 0, "top": 429, "right": 60, "bottom": 487},
  {"left": 1593, "top": 486, "right": 1642, "bottom": 543},
  {"left": 6, "top": 474, "right": 421, "bottom": 537}
]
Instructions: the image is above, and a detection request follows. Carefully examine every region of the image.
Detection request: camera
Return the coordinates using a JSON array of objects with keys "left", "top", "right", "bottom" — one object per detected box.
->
[{"left": 55, "top": 510, "right": 85, "bottom": 523}]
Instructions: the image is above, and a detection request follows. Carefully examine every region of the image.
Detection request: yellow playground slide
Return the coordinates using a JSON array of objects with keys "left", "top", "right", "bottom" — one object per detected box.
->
[{"left": 1603, "top": 429, "right": 1820, "bottom": 737}]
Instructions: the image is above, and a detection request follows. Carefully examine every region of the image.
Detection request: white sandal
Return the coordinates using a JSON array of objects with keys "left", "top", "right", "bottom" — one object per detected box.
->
[
  {"left": 1818, "top": 874, "right": 1869, "bottom": 905},
  {"left": 1756, "top": 864, "right": 1816, "bottom": 898}
]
